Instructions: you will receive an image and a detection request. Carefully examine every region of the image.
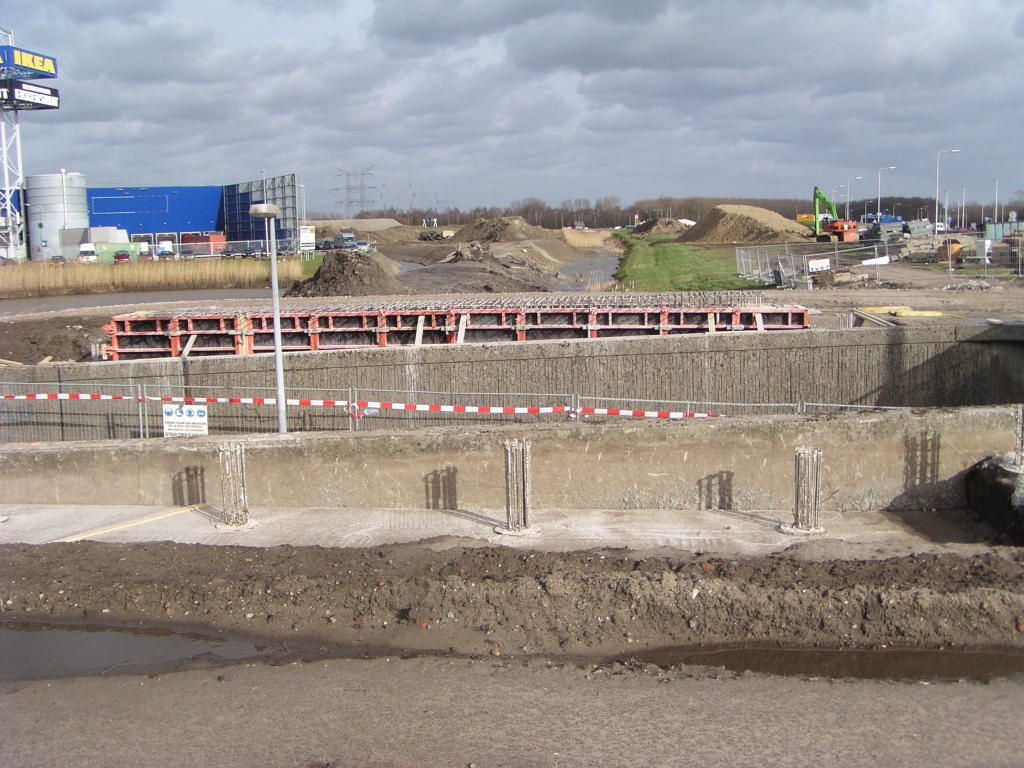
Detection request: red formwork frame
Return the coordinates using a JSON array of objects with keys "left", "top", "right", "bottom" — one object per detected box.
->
[{"left": 104, "top": 301, "right": 809, "bottom": 360}]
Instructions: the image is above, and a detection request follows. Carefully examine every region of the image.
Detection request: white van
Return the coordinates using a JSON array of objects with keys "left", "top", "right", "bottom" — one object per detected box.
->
[{"left": 78, "top": 243, "right": 98, "bottom": 263}]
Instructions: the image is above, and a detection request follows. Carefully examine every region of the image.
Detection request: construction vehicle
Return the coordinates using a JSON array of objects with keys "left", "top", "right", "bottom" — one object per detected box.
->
[{"left": 812, "top": 187, "right": 859, "bottom": 243}]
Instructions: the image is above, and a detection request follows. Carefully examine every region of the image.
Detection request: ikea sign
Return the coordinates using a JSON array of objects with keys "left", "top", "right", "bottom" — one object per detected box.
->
[{"left": 0, "top": 46, "right": 58, "bottom": 79}]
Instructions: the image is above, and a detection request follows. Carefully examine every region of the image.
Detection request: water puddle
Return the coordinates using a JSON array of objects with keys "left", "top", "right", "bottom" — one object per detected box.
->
[
  {"left": 554, "top": 254, "right": 620, "bottom": 291},
  {"left": 631, "top": 644, "right": 1024, "bottom": 682},
  {"left": 0, "top": 622, "right": 277, "bottom": 681},
  {"left": 397, "top": 261, "right": 425, "bottom": 273}
]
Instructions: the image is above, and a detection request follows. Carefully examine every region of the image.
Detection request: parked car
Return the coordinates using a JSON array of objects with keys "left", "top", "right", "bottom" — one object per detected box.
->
[
  {"left": 242, "top": 247, "right": 262, "bottom": 258},
  {"left": 355, "top": 240, "right": 371, "bottom": 253},
  {"left": 113, "top": 250, "right": 132, "bottom": 264},
  {"left": 138, "top": 251, "right": 154, "bottom": 262},
  {"left": 179, "top": 249, "right": 196, "bottom": 260},
  {"left": 158, "top": 250, "right": 176, "bottom": 261}
]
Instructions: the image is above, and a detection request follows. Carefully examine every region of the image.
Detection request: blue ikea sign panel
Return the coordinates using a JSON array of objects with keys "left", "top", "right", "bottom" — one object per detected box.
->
[
  {"left": 0, "top": 46, "right": 58, "bottom": 79},
  {"left": 87, "top": 186, "right": 224, "bottom": 235}
]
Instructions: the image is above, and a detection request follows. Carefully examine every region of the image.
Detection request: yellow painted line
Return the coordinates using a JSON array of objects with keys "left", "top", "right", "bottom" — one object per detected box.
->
[{"left": 50, "top": 505, "right": 202, "bottom": 543}]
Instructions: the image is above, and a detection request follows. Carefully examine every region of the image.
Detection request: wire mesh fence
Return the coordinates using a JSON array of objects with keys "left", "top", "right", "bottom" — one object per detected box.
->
[
  {"left": 1, "top": 381, "right": 923, "bottom": 444},
  {"left": 737, "top": 236, "right": 1024, "bottom": 286},
  {"left": 0, "top": 381, "right": 146, "bottom": 443},
  {"left": 577, "top": 395, "right": 913, "bottom": 420},
  {"left": 0, "top": 382, "right": 581, "bottom": 443}
]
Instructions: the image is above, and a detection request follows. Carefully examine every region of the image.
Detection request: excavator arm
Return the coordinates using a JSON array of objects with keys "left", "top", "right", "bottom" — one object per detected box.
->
[{"left": 812, "top": 187, "right": 840, "bottom": 237}]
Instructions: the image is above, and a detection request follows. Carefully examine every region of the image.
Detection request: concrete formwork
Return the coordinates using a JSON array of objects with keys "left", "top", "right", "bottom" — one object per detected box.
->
[{"left": 0, "top": 407, "right": 1014, "bottom": 514}]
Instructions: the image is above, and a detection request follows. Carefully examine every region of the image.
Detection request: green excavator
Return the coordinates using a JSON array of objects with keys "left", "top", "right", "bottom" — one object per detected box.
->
[{"left": 812, "top": 187, "right": 859, "bottom": 243}]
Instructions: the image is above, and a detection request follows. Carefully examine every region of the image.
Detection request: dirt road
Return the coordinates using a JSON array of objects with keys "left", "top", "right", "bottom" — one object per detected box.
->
[{"left": 4, "top": 654, "right": 1024, "bottom": 768}]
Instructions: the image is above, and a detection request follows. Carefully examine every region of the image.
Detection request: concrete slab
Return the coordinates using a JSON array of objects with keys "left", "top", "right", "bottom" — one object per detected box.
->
[{"left": 0, "top": 502, "right": 998, "bottom": 556}]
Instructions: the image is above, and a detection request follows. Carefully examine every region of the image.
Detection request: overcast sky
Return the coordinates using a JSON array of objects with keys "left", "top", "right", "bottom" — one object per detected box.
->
[{"left": 8, "top": 0, "right": 1024, "bottom": 212}]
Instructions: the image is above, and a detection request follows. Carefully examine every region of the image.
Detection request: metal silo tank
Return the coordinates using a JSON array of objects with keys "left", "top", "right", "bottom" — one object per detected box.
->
[{"left": 25, "top": 172, "right": 89, "bottom": 261}]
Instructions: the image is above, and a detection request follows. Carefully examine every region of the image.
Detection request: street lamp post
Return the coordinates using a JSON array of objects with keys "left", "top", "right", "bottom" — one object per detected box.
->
[
  {"left": 994, "top": 179, "right": 999, "bottom": 224},
  {"left": 935, "top": 150, "right": 960, "bottom": 233},
  {"left": 249, "top": 202, "right": 287, "bottom": 434},
  {"left": 877, "top": 166, "right": 896, "bottom": 221},
  {"left": 846, "top": 176, "right": 862, "bottom": 221}
]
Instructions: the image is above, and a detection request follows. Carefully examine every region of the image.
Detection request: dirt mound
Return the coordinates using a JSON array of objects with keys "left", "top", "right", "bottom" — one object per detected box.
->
[
  {"left": 676, "top": 205, "right": 812, "bottom": 245},
  {"left": 452, "top": 216, "right": 553, "bottom": 243},
  {"left": 5, "top": 542, "right": 1024, "bottom": 662},
  {"left": 285, "top": 251, "right": 411, "bottom": 298},
  {"left": 398, "top": 240, "right": 556, "bottom": 294},
  {"left": 0, "top": 314, "right": 106, "bottom": 365},
  {"left": 632, "top": 218, "right": 690, "bottom": 238}
]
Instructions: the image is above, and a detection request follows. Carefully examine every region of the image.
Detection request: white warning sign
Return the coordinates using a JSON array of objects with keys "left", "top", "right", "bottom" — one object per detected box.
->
[{"left": 162, "top": 404, "right": 209, "bottom": 437}]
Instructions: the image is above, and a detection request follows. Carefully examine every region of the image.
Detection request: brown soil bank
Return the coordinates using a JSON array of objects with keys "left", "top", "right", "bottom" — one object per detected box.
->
[
  {"left": 285, "top": 250, "right": 410, "bottom": 297},
  {"left": 3, "top": 542, "right": 1023, "bottom": 661},
  {"left": 0, "top": 314, "right": 107, "bottom": 365},
  {"left": 677, "top": 204, "right": 813, "bottom": 245},
  {"left": 451, "top": 216, "right": 553, "bottom": 243}
]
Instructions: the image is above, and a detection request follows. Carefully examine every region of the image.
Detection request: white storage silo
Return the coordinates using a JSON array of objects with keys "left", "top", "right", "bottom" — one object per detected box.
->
[{"left": 25, "top": 172, "right": 89, "bottom": 261}]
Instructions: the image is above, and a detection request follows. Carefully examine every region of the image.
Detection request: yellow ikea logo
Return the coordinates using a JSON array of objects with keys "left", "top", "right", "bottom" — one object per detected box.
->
[{"left": 12, "top": 49, "right": 56, "bottom": 76}]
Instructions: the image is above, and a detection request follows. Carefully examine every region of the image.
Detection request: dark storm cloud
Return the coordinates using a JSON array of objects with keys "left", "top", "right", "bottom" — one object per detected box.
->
[
  {"left": 7, "top": 0, "right": 1024, "bottom": 206},
  {"left": 369, "top": 0, "right": 671, "bottom": 45}
]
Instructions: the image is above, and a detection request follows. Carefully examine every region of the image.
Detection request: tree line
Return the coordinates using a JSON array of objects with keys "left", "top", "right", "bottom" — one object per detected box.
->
[{"left": 308, "top": 190, "right": 1024, "bottom": 230}]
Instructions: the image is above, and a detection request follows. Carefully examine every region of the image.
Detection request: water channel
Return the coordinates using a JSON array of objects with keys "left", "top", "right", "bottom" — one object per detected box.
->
[{"left": 4, "top": 621, "right": 1023, "bottom": 683}]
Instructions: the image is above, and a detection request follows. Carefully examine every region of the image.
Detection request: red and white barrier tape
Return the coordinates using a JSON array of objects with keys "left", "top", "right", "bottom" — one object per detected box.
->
[
  {"left": 580, "top": 407, "right": 718, "bottom": 419},
  {"left": 0, "top": 393, "right": 718, "bottom": 419}
]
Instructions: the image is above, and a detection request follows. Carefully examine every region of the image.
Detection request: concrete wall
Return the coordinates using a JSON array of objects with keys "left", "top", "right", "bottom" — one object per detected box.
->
[
  {"left": 1, "top": 407, "right": 1014, "bottom": 514},
  {"left": 2, "top": 324, "right": 1023, "bottom": 443}
]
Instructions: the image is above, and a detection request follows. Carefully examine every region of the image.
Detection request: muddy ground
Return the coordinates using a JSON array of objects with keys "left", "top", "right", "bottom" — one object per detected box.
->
[
  {"left": 4, "top": 541, "right": 1024, "bottom": 660},
  {"left": 0, "top": 313, "right": 107, "bottom": 365}
]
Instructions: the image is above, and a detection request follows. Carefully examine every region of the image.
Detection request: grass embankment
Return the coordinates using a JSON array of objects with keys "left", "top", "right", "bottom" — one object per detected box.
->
[
  {"left": 300, "top": 254, "right": 323, "bottom": 277},
  {"left": 0, "top": 259, "right": 305, "bottom": 299},
  {"left": 615, "top": 234, "right": 766, "bottom": 292}
]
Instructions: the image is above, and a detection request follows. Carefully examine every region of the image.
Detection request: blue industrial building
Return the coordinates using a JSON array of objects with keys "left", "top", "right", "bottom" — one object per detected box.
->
[
  {"left": 82, "top": 173, "right": 298, "bottom": 247},
  {"left": 86, "top": 186, "right": 224, "bottom": 242}
]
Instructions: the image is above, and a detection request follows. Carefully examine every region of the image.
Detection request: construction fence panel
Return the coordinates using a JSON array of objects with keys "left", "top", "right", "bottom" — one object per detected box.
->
[
  {"left": 1, "top": 383, "right": 918, "bottom": 444},
  {"left": 0, "top": 381, "right": 145, "bottom": 443}
]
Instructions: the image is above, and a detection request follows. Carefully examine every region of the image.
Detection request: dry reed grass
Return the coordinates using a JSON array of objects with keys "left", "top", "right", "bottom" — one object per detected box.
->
[{"left": 0, "top": 259, "right": 305, "bottom": 298}]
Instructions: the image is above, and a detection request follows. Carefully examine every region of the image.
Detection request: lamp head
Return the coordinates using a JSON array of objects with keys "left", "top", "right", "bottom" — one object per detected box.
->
[{"left": 250, "top": 204, "right": 280, "bottom": 219}]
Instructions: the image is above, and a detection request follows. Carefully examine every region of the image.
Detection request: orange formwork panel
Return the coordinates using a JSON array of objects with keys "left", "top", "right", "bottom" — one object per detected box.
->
[{"left": 103, "top": 292, "right": 809, "bottom": 361}]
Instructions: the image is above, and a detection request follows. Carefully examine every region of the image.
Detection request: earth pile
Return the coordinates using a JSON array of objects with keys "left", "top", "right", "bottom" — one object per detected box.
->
[
  {"left": 632, "top": 218, "right": 690, "bottom": 237},
  {"left": 285, "top": 251, "right": 411, "bottom": 297},
  {"left": 676, "top": 205, "right": 812, "bottom": 245},
  {"left": 452, "top": 216, "right": 552, "bottom": 243}
]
